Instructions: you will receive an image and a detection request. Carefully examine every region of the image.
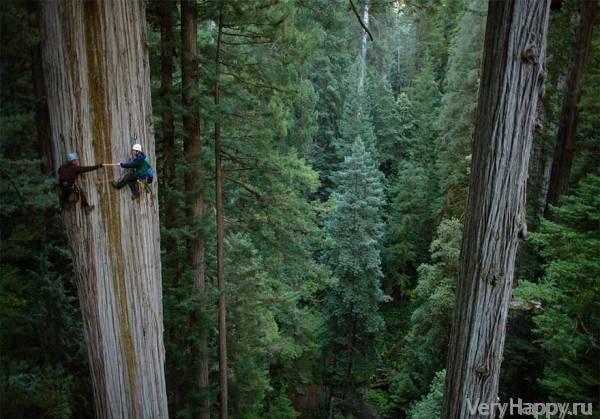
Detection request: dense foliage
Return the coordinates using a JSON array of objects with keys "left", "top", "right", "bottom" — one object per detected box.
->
[{"left": 1, "top": 0, "right": 598, "bottom": 417}]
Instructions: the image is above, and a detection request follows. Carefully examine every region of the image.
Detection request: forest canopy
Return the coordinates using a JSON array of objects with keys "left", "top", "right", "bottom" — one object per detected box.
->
[{"left": 0, "top": 0, "right": 598, "bottom": 418}]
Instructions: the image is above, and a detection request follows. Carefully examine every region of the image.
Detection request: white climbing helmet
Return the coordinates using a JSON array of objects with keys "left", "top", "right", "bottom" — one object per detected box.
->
[{"left": 132, "top": 143, "right": 143, "bottom": 152}]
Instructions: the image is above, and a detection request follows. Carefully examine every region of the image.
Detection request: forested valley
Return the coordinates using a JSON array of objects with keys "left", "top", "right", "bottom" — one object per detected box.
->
[{"left": 1, "top": 0, "right": 598, "bottom": 418}]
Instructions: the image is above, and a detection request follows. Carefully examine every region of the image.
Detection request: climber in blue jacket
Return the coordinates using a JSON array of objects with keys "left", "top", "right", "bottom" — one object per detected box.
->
[{"left": 111, "top": 143, "right": 154, "bottom": 200}]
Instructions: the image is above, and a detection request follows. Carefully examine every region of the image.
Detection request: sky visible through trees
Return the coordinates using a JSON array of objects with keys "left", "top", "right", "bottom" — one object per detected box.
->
[{"left": 0, "top": 0, "right": 598, "bottom": 418}]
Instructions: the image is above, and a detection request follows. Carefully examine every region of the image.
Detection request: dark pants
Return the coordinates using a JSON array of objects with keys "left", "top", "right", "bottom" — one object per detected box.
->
[
  {"left": 60, "top": 182, "right": 91, "bottom": 208},
  {"left": 113, "top": 172, "right": 141, "bottom": 197},
  {"left": 113, "top": 174, "right": 153, "bottom": 198}
]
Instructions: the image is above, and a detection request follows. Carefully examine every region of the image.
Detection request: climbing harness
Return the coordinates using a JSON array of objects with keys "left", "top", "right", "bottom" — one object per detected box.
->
[{"left": 58, "top": 181, "right": 80, "bottom": 203}]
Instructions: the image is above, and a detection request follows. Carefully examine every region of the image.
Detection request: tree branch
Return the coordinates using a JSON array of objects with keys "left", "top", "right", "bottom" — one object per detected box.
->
[
  {"left": 348, "top": 0, "right": 373, "bottom": 41},
  {"left": 225, "top": 176, "right": 262, "bottom": 199}
]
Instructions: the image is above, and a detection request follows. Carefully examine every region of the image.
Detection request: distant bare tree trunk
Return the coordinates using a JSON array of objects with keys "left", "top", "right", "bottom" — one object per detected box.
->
[
  {"left": 39, "top": 1, "right": 168, "bottom": 417},
  {"left": 181, "top": 0, "right": 210, "bottom": 417},
  {"left": 158, "top": 0, "right": 176, "bottom": 229},
  {"left": 215, "top": 6, "right": 228, "bottom": 418},
  {"left": 537, "top": 153, "right": 553, "bottom": 219},
  {"left": 358, "top": 0, "right": 370, "bottom": 94},
  {"left": 545, "top": 0, "right": 598, "bottom": 215},
  {"left": 159, "top": 0, "right": 175, "bottom": 188},
  {"left": 441, "top": 1, "right": 550, "bottom": 418},
  {"left": 156, "top": 0, "right": 183, "bottom": 410}
]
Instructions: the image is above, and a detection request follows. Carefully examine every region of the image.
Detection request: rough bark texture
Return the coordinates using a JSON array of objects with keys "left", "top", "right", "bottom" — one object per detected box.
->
[
  {"left": 180, "top": 1, "right": 210, "bottom": 417},
  {"left": 545, "top": 0, "right": 597, "bottom": 214},
  {"left": 39, "top": 1, "right": 168, "bottom": 417},
  {"left": 441, "top": 1, "right": 550, "bottom": 418},
  {"left": 215, "top": 7, "right": 228, "bottom": 418}
]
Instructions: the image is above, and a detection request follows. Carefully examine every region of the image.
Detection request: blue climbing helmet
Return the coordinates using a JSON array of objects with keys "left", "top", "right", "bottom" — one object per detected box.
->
[{"left": 66, "top": 152, "right": 78, "bottom": 161}]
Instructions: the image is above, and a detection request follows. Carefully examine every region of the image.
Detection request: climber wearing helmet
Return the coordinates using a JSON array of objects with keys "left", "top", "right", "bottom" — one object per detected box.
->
[
  {"left": 58, "top": 152, "right": 104, "bottom": 213},
  {"left": 111, "top": 143, "right": 154, "bottom": 200}
]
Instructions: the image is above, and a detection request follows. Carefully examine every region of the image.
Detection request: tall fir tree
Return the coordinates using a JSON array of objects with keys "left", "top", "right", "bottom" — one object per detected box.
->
[
  {"left": 323, "top": 137, "right": 387, "bottom": 408},
  {"left": 436, "top": 0, "right": 487, "bottom": 218}
]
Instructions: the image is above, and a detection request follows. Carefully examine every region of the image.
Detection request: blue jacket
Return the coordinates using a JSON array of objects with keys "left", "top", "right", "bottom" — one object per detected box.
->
[{"left": 120, "top": 153, "right": 154, "bottom": 179}]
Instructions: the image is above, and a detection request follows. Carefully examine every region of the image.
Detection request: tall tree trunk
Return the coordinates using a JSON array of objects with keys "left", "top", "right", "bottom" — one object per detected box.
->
[
  {"left": 157, "top": 0, "right": 183, "bottom": 411},
  {"left": 537, "top": 152, "right": 553, "bottom": 219},
  {"left": 341, "top": 313, "right": 356, "bottom": 401},
  {"left": 159, "top": 0, "right": 176, "bottom": 214},
  {"left": 38, "top": 1, "right": 168, "bottom": 417},
  {"left": 358, "top": 0, "right": 370, "bottom": 94},
  {"left": 441, "top": 1, "right": 550, "bottom": 418},
  {"left": 544, "top": 0, "right": 598, "bottom": 215},
  {"left": 215, "top": 6, "right": 228, "bottom": 418},
  {"left": 181, "top": 1, "right": 210, "bottom": 417}
]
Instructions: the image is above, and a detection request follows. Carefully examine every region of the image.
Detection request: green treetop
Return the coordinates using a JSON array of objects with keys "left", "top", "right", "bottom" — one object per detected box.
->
[{"left": 323, "top": 136, "right": 387, "bottom": 396}]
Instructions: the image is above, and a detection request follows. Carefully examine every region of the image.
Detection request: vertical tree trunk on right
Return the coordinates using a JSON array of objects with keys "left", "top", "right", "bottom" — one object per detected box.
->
[
  {"left": 181, "top": 1, "right": 210, "bottom": 417},
  {"left": 159, "top": 0, "right": 175, "bottom": 191},
  {"left": 214, "top": 5, "right": 228, "bottom": 418},
  {"left": 544, "top": 0, "right": 598, "bottom": 214},
  {"left": 441, "top": 1, "right": 550, "bottom": 418}
]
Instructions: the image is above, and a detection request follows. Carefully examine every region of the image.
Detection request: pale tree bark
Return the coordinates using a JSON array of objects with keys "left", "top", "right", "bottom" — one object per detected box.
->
[
  {"left": 441, "top": 1, "right": 550, "bottom": 418},
  {"left": 181, "top": 0, "right": 210, "bottom": 417},
  {"left": 537, "top": 152, "right": 553, "bottom": 219},
  {"left": 358, "top": 0, "right": 370, "bottom": 94},
  {"left": 215, "top": 5, "right": 228, "bottom": 418},
  {"left": 38, "top": 1, "right": 168, "bottom": 417},
  {"left": 545, "top": 0, "right": 598, "bottom": 215}
]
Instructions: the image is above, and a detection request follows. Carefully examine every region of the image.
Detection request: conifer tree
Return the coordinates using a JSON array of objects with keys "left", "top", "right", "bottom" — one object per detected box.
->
[
  {"left": 436, "top": 0, "right": 487, "bottom": 218},
  {"left": 516, "top": 174, "right": 599, "bottom": 403},
  {"left": 411, "top": 51, "right": 441, "bottom": 167},
  {"left": 383, "top": 52, "right": 442, "bottom": 293},
  {"left": 367, "top": 71, "right": 403, "bottom": 176},
  {"left": 337, "top": 61, "right": 378, "bottom": 162},
  {"left": 323, "top": 136, "right": 386, "bottom": 403},
  {"left": 546, "top": 0, "right": 598, "bottom": 214},
  {"left": 389, "top": 219, "right": 462, "bottom": 414}
]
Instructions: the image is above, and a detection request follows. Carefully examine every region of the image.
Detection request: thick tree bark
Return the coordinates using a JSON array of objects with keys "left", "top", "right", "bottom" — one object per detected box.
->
[
  {"left": 38, "top": 1, "right": 168, "bottom": 417},
  {"left": 545, "top": 0, "right": 598, "bottom": 215},
  {"left": 181, "top": 1, "right": 210, "bottom": 417},
  {"left": 441, "top": 1, "right": 550, "bottom": 418},
  {"left": 215, "top": 7, "right": 228, "bottom": 418}
]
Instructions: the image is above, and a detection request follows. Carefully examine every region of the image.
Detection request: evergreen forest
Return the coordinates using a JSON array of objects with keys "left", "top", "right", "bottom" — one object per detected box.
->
[{"left": 1, "top": 0, "right": 598, "bottom": 418}]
